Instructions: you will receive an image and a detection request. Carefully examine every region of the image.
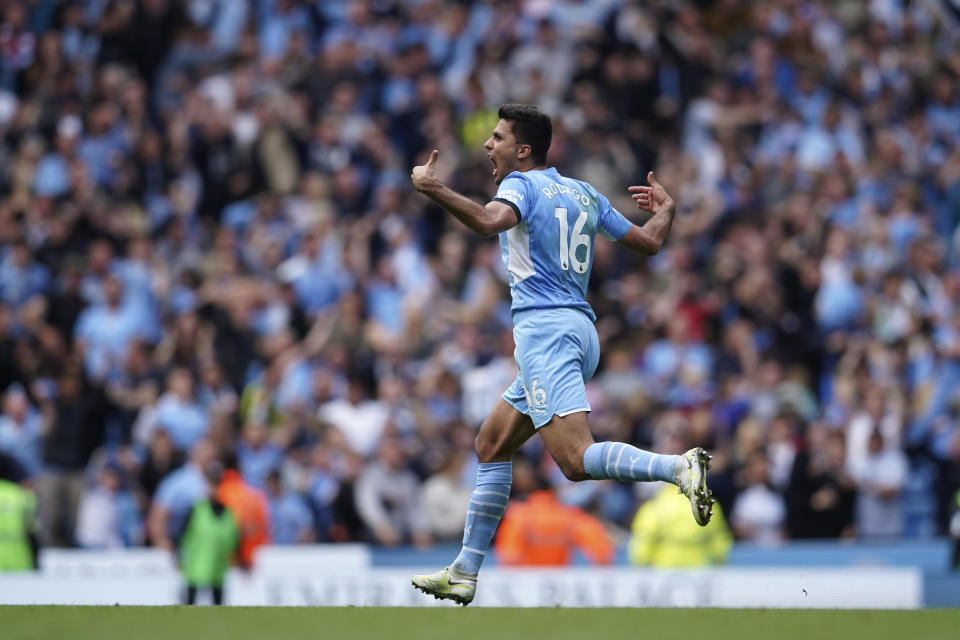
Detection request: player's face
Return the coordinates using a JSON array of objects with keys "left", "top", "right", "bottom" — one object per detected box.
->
[{"left": 484, "top": 119, "right": 521, "bottom": 184}]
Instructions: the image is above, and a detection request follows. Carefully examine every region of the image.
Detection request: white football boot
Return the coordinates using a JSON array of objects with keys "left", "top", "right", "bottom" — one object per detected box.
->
[
  {"left": 411, "top": 566, "right": 477, "bottom": 606},
  {"left": 674, "top": 447, "right": 714, "bottom": 526}
]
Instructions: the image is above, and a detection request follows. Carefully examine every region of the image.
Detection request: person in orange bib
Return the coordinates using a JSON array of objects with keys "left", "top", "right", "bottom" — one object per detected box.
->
[
  {"left": 494, "top": 463, "right": 613, "bottom": 566},
  {"left": 215, "top": 454, "right": 270, "bottom": 569}
]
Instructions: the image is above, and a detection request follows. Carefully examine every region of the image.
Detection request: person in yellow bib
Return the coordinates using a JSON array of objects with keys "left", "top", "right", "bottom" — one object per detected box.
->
[
  {"left": 628, "top": 484, "right": 733, "bottom": 567},
  {"left": 175, "top": 459, "right": 243, "bottom": 606},
  {"left": 0, "top": 479, "right": 38, "bottom": 572},
  {"left": 178, "top": 494, "right": 240, "bottom": 605}
]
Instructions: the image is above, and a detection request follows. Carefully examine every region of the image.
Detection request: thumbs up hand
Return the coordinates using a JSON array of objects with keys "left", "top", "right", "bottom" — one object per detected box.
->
[
  {"left": 411, "top": 149, "right": 441, "bottom": 193},
  {"left": 628, "top": 171, "right": 674, "bottom": 216}
]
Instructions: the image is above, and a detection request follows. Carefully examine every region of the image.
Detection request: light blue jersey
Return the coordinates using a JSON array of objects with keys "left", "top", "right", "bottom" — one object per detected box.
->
[
  {"left": 493, "top": 167, "right": 633, "bottom": 428},
  {"left": 493, "top": 167, "right": 633, "bottom": 321}
]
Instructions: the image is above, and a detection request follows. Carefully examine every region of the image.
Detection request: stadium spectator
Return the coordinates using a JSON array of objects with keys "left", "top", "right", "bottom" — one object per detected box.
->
[
  {"left": 0, "top": 240, "right": 48, "bottom": 307},
  {"left": 34, "top": 360, "right": 102, "bottom": 546},
  {"left": 178, "top": 466, "right": 240, "bottom": 607},
  {"left": 355, "top": 437, "right": 430, "bottom": 548},
  {"left": 73, "top": 276, "right": 146, "bottom": 382},
  {"left": 326, "top": 448, "right": 364, "bottom": 543},
  {"left": 215, "top": 454, "right": 270, "bottom": 569},
  {"left": 137, "top": 429, "right": 183, "bottom": 504},
  {"left": 786, "top": 428, "right": 857, "bottom": 539},
  {"left": 151, "top": 368, "right": 209, "bottom": 453},
  {"left": 148, "top": 438, "right": 217, "bottom": 551},
  {"left": 318, "top": 374, "right": 389, "bottom": 458},
  {"left": 851, "top": 430, "right": 909, "bottom": 539},
  {"left": 0, "top": 477, "right": 37, "bottom": 572},
  {"left": 106, "top": 340, "right": 160, "bottom": 446},
  {"left": 75, "top": 463, "right": 141, "bottom": 548},
  {"left": 0, "top": 384, "right": 43, "bottom": 478},
  {"left": 629, "top": 485, "right": 733, "bottom": 567},
  {"left": 419, "top": 451, "right": 472, "bottom": 542},
  {"left": 236, "top": 420, "right": 292, "bottom": 490},
  {"left": 495, "top": 462, "right": 614, "bottom": 566},
  {"left": 264, "top": 468, "right": 314, "bottom": 545},
  {"left": 730, "top": 450, "right": 786, "bottom": 545}
]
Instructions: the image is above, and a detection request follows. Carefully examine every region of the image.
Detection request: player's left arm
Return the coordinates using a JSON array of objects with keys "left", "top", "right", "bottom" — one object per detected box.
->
[
  {"left": 614, "top": 171, "right": 677, "bottom": 256},
  {"left": 411, "top": 150, "right": 518, "bottom": 237}
]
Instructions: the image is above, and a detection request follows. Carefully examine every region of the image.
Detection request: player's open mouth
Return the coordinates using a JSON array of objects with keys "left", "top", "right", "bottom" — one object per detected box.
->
[{"left": 490, "top": 157, "right": 497, "bottom": 177}]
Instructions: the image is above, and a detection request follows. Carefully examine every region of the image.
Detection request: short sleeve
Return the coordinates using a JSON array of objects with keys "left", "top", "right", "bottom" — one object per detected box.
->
[
  {"left": 597, "top": 193, "right": 632, "bottom": 241},
  {"left": 492, "top": 173, "right": 530, "bottom": 222}
]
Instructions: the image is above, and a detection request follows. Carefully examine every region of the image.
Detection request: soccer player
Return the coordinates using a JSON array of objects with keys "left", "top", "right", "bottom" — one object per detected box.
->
[{"left": 410, "top": 104, "right": 713, "bottom": 605}]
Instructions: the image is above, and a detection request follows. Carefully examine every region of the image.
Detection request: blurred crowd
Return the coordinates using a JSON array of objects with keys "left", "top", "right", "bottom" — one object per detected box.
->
[{"left": 1, "top": 0, "right": 960, "bottom": 558}]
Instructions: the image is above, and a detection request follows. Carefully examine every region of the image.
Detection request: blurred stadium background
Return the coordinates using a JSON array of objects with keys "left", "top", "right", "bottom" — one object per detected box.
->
[{"left": 1, "top": 0, "right": 960, "bottom": 609}]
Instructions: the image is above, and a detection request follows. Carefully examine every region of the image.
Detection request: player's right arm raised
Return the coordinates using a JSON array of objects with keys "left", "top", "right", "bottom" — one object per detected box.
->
[
  {"left": 411, "top": 149, "right": 518, "bottom": 237},
  {"left": 616, "top": 171, "right": 677, "bottom": 256}
]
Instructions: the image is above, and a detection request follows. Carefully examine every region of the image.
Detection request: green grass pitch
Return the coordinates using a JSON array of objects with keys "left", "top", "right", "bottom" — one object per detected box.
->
[{"left": 2, "top": 606, "right": 958, "bottom": 640}]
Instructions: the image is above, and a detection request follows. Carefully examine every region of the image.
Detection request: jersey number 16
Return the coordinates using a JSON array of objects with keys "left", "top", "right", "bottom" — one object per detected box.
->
[{"left": 554, "top": 207, "right": 591, "bottom": 274}]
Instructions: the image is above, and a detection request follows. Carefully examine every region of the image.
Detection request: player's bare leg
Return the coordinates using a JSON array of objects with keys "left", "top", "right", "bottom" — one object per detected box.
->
[
  {"left": 538, "top": 411, "right": 715, "bottom": 525},
  {"left": 473, "top": 398, "right": 536, "bottom": 463},
  {"left": 535, "top": 410, "right": 596, "bottom": 480},
  {"left": 412, "top": 400, "right": 534, "bottom": 605}
]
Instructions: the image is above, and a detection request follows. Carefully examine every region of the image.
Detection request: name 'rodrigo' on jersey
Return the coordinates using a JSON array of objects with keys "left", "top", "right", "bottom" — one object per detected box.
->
[{"left": 493, "top": 167, "right": 633, "bottom": 321}]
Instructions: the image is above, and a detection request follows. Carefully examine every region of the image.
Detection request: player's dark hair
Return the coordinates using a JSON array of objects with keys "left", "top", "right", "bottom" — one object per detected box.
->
[{"left": 498, "top": 103, "right": 552, "bottom": 165}]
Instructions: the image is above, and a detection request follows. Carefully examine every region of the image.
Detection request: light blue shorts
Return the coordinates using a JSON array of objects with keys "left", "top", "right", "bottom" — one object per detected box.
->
[{"left": 502, "top": 307, "right": 600, "bottom": 428}]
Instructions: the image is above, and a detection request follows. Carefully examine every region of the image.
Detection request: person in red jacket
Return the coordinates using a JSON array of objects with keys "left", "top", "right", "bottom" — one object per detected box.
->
[{"left": 494, "top": 461, "right": 613, "bottom": 566}]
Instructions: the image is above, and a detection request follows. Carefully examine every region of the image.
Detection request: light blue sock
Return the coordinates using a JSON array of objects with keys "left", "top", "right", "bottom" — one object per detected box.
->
[
  {"left": 583, "top": 442, "right": 678, "bottom": 483},
  {"left": 450, "top": 461, "right": 512, "bottom": 576}
]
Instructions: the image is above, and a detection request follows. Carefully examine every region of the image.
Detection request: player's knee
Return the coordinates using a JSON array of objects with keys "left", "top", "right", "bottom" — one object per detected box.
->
[
  {"left": 474, "top": 431, "right": 500, "bottom": 463},
  {"left": 556, "top": 453, "right": 589, "bottom": 482}
]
